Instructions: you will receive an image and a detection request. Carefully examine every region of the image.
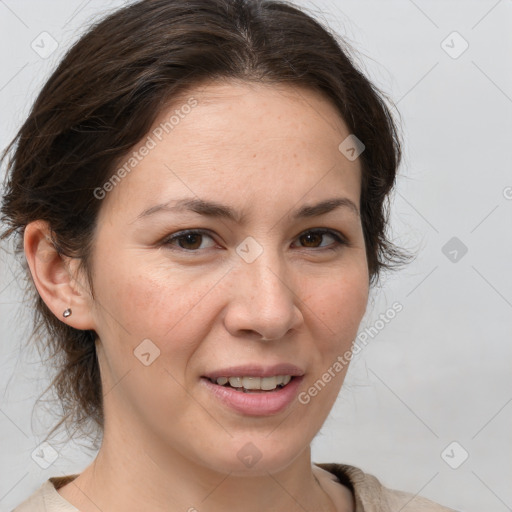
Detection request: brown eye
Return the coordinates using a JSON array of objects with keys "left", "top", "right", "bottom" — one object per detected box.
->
[
  {"left": 162, "top": 228, "right": 347, "bottom": 254},
  {"left": 295, "top": 229, "right": 347, "bottom": 250},
  {"left": 163, "top": 230, "right": 216, "bottom": 251}
]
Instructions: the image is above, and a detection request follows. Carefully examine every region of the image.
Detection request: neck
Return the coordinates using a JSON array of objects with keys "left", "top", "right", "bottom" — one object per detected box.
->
[{"left": 59, "top": 423, "right": 338, "bottom": 512}]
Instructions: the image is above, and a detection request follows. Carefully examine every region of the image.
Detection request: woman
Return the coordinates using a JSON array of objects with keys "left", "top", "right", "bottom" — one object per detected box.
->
[{"left": 2, "top": 0, "right": 455, "bottom": 510}]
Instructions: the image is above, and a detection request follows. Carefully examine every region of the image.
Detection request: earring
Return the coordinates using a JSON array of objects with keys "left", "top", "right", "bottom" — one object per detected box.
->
[{"left": 63, "top": 308, "right": 72, "bottom": 318}]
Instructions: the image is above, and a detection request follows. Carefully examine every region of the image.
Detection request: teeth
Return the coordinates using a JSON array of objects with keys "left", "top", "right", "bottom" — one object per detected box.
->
[
  {"left": 260, "top": 376, "right": 277, "bottom": 390},
  {"left": 228, "top": 376, "right": 243, "bottom": 388},
  {"left": 214, "top": 375, "right": 293, "bottom": 391},
  {"left": 242, "top": 376, "right": 262, "bottom": 390}
]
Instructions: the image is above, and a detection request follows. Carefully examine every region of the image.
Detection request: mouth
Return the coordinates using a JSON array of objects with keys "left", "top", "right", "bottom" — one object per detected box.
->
[
  {"left": 200, "top": 373, "right": 304, "bottom": 415},
  {"left": 205, "top": 375, "right": 295, "bottom": 393},
  {"left": 200, "top": 364, "right": 305, "bottom": 415}
]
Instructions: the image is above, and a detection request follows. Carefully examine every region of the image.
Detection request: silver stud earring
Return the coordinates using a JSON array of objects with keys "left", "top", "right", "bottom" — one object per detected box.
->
[{"left": 63, "top": 308, "right": 72, "bottom": 318}]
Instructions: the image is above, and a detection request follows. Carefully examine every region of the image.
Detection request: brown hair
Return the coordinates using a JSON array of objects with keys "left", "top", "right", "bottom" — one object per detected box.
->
[{"left": 1, "top": 0, "right": 412, "bottom": 444}]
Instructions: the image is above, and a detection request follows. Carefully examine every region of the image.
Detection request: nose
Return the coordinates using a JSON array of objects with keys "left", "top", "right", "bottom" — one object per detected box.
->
[{"left": 223, "top": 250, "right": 304, "bottom": 342}]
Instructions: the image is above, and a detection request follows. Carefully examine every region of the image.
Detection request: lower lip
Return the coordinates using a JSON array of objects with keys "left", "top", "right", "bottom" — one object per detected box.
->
[{"left": 200, "top": 376, "right": 304, "bottom": 416}]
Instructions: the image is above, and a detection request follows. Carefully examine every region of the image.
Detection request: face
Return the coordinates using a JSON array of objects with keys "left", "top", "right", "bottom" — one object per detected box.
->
[{"left": 87, "top": 80, "right": 369, "bottom": 475}]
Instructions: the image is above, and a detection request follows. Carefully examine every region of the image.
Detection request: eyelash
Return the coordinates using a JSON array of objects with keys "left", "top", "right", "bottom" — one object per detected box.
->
[{"left": 161, "top": 228, "right": 348, "bottom": 253}]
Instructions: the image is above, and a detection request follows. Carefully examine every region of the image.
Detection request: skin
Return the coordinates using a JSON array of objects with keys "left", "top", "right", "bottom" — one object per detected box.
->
[{"left": 24, "top": 80, "right": 369, "bottom": 512}]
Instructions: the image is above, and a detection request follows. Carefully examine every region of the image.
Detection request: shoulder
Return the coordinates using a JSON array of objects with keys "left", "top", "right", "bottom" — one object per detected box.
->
[
  {"left": 11, "top": 475, "right": 79, "bottom": 512},
  {"left": 315, "top": 462, "right": 459, "bottom": 512}
]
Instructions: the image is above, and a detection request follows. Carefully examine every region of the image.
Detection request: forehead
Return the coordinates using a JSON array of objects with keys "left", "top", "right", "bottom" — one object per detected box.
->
[
  {"left": 99, "top": 80, "right": 361, "bottom": 221},
  {"left": 168, "top": 79, "right": 349, "bottom": 141}
]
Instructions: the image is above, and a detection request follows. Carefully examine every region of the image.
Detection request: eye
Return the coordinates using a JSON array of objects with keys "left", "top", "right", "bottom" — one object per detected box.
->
[
  {"left": 162, "top": 229, "right": 217, "bottom": 251},
  {"left": 293, "top": 229, "right": 348, "bottom": 251},
  {"left": 161, "top": 228, "right": 347, "bottom": 253}
]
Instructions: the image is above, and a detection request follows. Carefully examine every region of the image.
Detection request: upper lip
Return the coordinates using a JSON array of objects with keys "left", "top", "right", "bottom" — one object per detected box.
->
[{"left": 202, "top": 364, "right": 305, "bottom": 379}]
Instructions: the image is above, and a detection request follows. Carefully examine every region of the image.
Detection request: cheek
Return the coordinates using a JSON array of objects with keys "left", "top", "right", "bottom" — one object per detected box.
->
[
  {"left": 304, "top": 266, "right": 369, "bottom": 347},
  {"left": 299, "top": 271, "right": 367, "bottom": 417},
  {"left": 92, "top": 257, "right": 229, "bottom": 385},
  {"left": 92, "top": 262, "right": 213, "bottom": 410},
  {"left": 93, "top": 252, "right": 207, "bottom": 336}
]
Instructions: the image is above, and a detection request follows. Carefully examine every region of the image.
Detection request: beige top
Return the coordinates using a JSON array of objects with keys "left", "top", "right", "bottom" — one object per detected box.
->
[{"left": 12, "top": 463, "right": 457, "bottom": 511}]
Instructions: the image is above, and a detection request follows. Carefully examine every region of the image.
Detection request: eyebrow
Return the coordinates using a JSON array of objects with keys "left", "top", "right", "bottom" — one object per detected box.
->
[{"left": 135, "top": 196, "right": 360, "bottom": 223}]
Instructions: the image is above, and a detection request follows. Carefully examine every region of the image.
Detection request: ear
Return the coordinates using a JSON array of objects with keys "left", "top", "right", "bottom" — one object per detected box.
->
[{"left": 23, "top": 220, "right": 97, "bottom": 331}]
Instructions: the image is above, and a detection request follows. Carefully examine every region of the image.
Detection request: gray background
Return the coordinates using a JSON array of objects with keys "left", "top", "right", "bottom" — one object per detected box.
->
[{"left": 1, "top": 1, "right": 511, "bottom": 511}]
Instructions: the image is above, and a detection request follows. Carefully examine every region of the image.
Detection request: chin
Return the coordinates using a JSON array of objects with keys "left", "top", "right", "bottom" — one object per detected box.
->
[{"left": 196, "top": 434, "right": 309, "bottom": 477}]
